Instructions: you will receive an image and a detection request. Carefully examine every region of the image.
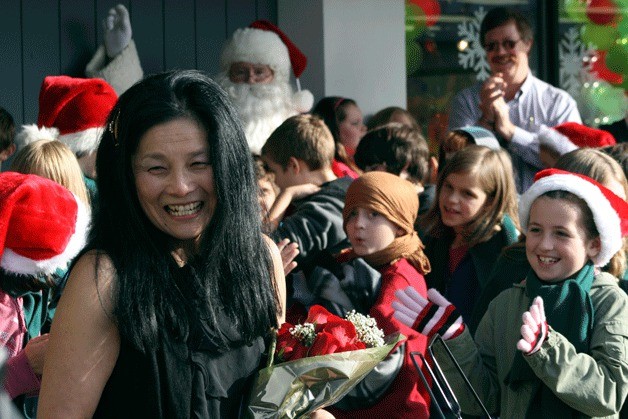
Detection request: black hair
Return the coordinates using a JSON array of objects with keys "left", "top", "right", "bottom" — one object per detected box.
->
[
  {"left": 90, "top": 69, "right": 278, "bottom": 351},
  {"left": 0, "top": 107, "right": 15, "bottom": 152},
  {"left": 601, "top": 143, "right": 628, "bottom": 181},
  {"left": 354, "top": 123, "right": 430, "bottom": 184},
  {"left": 480, "top": 7, "right": 533, "bottom": 45},
  {"left": 311, "top": 96, "right": 361, "bottom": 173},
  {"left": 366, "top": 106, "right": 420, "bottom": 131}
]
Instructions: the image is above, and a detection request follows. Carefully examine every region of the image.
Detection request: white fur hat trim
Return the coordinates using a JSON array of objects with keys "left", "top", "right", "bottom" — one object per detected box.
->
[
  {"left": 15, "top": 124, "right": 60, "bottom": 148},
  {"left": 58, "top": 126, "right": 104, "bottom": 155},
  {"left": 1, "top": 195, "right": 90, "bottom": 276},
  {"left": 538, "top": 125, "right": 578, "bottom": 156},
  {"left": 220, "top": 27, "right": 290, "bottom": 83},
  {"left": 519, "top": 173, "right": 621, "bottom": 267}
]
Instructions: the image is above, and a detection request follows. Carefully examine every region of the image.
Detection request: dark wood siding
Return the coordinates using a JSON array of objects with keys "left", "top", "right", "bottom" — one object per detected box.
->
[{"left": 1, "top": 0, "right": 277, "bottom": 125}]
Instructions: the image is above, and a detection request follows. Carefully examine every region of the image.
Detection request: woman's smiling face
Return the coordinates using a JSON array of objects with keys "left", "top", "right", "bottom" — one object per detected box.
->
[{"left": 133, "top": 117, "right": 216, "bottom": 246}]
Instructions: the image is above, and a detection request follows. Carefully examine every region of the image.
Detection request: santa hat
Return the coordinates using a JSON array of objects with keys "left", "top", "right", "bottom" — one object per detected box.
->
[
  {"left": 519, "top": 168, "right": 628, "bottom": 267},
  {"left": 16, "top": 76, "right": 117, "bottom": 156},
  {"left": 452, "top": 126, "right": 501, "bottom": 150},
  {"left": 0, "top": 172, "right": 89, "bottom": 276},
  {"left": 220, "top": 20, "right": 314, "bottom": 112},
  {"left": 538, "top": 122, "right": 616, "bottom": 156}
]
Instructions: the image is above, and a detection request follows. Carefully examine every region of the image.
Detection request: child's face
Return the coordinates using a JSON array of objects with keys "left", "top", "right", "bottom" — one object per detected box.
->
[
  {"left": 438, "top": 172, "right": 488, "bottom": 234},
  {"left": 338, "top": 104, "right": 366, "bottom": 157},
  {"left": 526, "top": 196, "right": 600, "bottom": 282},
  {"left": 345, "top": 207, "right": 400, "bottom": 256},
  {"left": 258, "top": 178, "right": 277, "bottom": 212}
]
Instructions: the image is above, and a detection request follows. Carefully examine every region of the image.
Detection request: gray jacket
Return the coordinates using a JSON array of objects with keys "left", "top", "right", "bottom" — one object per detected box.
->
[{"left": 271, "top": 177, "right": 352, "bottom": 273}]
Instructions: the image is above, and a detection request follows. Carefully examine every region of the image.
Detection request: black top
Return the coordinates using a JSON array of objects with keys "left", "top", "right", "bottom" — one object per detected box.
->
[{"left": 94, "top": 266, "right": 266, "bottom": 418}]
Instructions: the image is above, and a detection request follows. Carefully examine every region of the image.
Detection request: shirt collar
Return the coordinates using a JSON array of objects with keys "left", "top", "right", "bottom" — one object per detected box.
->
[{"left": 514, "top": 73, "right": 534, "bottom": 100}]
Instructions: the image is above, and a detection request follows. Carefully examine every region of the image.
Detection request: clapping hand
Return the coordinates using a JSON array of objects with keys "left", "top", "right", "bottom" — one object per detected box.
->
[
  {"left": 517, "top": 296, "right": 549, "bottom": 355},
  {"left": 492, "top": 97, "right": 515, "bottom": 140},
  {"left": 479, "top": 73, "right": 506, "bottom": 125},
  {"left": 104, "top": 4, "right": 132, "bottom": 58},
  {"left": 393, "top": 287, "right": 465, "bottom": 340}
]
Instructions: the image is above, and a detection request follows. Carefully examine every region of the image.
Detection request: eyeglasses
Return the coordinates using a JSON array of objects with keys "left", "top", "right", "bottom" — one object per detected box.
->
[
  {"left": 229, "top": 63, "right": 274, "bottom": 84},
  {"left": 483, "top": 38, "right": 522, "bottom": 52}
]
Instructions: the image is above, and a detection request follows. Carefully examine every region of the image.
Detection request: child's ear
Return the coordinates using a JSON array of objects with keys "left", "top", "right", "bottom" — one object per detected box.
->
[
  {"left": 287, "top": 156, "right": 301, "bottom": 174},
  {"left": 586, "top": 236, "right": 602, "bottom": 261},
  {"left": 0, "top": 143, "right": 16, "bottom": 162}
]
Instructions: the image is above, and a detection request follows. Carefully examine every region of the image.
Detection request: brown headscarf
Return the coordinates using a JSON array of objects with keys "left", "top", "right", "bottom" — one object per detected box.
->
[{"left": 342, "top": 172, "right": 431, "bottom": 274}]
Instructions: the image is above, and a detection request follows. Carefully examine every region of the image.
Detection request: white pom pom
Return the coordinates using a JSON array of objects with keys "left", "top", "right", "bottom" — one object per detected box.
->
[
  {"left": 15, "top": 124, "right": 60, "bottom": 148},
  {"left": 293, "top": 89, "right": 314, "bottom": 113}
]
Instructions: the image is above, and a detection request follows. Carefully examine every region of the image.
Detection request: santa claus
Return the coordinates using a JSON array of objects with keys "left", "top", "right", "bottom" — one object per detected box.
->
[
  {"left": 86, "top": 6, "right": 313, "bottom": 154},
  {"left": 215, "top": 20, "right": 314, "bottom": 154}
]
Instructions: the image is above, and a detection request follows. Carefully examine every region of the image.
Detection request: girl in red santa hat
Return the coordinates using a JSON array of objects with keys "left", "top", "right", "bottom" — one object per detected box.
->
[
  {"left": 0, "top": 172, "right": 89, "bottom": 417},
  {"left": 393, "top": 168, "right": 628, "bottom": 418}
]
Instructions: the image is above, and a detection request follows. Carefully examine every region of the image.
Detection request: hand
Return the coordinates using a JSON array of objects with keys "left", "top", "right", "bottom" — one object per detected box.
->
[
  {"left": 479, "top": 73, "right": 506, "bottom": 124},
  {"left": 103, "top": 4, "right": 132, "bottom": 58},
  {"left": 492, "top": 98, "right": 515, "bottom": 141},
  {"left": 392, "top": 287, "right": 465, "bottom": 340},
  {"left": 517, "top": 296, "right": 549, "bottom": 355},
  {"left": 276, "top": 238, "right": 299, "bottom": 275},
  {"left": 309, "top": 409, "right": 336, "bottom": 419},
  {"left": 24, "top": 333, "right": 50, "bottom": 375}
]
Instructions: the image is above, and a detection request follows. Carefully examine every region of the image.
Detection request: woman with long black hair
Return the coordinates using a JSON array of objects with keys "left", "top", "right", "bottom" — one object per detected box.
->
[{"left": 38, "top": 70, "right": 286, "bottom": 418}]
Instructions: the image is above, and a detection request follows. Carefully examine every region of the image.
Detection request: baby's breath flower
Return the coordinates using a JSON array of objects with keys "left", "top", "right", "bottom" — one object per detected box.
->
[
  {"left": 345, "top": 310, "right": 385, "bottom": 348},
  {"left": 290, "top": 323, "right": 316, "bottom": 347}
]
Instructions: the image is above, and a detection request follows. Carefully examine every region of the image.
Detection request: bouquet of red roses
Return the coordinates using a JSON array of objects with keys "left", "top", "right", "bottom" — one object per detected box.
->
[{"left": 245, "top": 305, "right": 404, "bottom": 418}]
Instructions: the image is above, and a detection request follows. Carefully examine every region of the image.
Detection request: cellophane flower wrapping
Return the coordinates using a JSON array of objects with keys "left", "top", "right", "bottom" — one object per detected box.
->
[{"left": 244, "top": 305, "right": 405, "bottom": 419}]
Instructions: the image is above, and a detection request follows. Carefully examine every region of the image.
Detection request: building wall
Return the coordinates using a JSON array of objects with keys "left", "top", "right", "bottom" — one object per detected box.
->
[
  {"left": 279, "top": 0, "right": 406, "bottom": 118},
  {"left": 0, "top": 0, "right": 277, "bottom": 126}
]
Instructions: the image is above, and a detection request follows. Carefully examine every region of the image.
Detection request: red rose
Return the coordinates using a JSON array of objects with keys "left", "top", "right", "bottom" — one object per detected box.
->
[
  {"left": 306, "top": 305, "right": 346, "bottom": 332},
  {"left": 276, "top": 322, "right": 309, "bottom": 362},
  {"left": 275, "top": 305, "right": 372, "bottom": 362},
  {"left": 309, "top": 318, "right": 366, "bottom": 356}
]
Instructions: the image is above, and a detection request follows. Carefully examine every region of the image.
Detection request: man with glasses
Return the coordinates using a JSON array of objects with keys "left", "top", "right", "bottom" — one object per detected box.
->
[{"left": 448, "top": 7, "right": 581, "bottom": 193}]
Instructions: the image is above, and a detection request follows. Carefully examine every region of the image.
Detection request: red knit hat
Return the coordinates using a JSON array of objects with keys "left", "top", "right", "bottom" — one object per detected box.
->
[
  {"left": 538, "top": 122, "right": 616, "bottom": 156},
  {"left": 0, "top": 172, "right": 89, "bottom": 276},
  {"left": 519, "top": 168, "right": 628, "bottom": 267},
  {"left": 16, "top": 76, "right": 118, "bottom": 156}
]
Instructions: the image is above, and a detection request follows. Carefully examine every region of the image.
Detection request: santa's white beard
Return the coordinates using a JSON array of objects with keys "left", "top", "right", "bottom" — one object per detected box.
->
[{"left": 216, "top": 73, "right": 297, "bottom": 154}]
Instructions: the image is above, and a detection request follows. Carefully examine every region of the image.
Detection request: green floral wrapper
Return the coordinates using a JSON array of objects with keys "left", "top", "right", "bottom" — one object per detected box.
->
[{"left": 244, "top": 332, "right": 404, "bottom": 419}]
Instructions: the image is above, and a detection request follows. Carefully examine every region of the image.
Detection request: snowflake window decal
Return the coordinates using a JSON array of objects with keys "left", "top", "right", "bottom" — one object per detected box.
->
[
  {"left": 559, "top": 26, "right": 590, "bottom": 99},
  {"left": 457, "top": 7, "right": 490, "bottom": 81}
]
